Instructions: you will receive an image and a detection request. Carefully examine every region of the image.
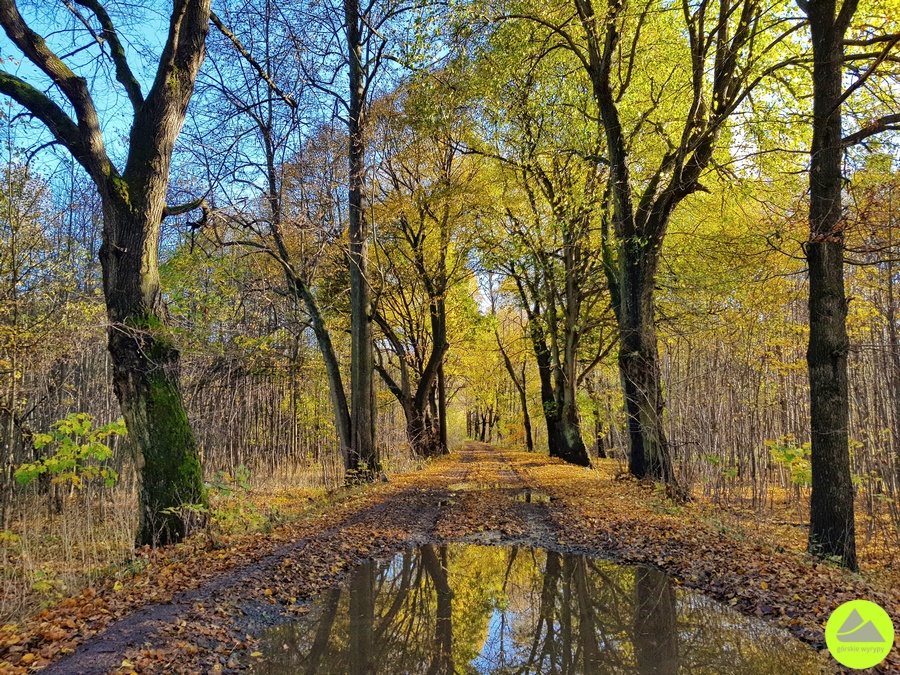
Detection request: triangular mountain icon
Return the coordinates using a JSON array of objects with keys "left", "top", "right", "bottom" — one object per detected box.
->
[{"left": 836, "top": 609, "right": 885, "bottom": 643}]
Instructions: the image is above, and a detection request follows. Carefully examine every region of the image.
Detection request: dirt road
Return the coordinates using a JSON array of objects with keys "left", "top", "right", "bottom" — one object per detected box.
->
[{"left": 6, "top": 444, "right": 899, "bottom": 673}]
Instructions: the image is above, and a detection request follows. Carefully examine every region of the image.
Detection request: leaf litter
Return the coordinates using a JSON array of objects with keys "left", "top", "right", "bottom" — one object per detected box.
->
[{"left": 1, "top": 443, "right": 897, "bottom": 673}]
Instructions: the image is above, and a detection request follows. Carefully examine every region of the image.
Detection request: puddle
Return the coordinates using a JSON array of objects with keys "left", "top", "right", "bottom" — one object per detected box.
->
[
  {"left": 251, "top": 545, "right": 824, "bottom": 674},
  {"left": 446, "top": 482, "right": 501, "bottom": 491},
  {"left": 514, "top": 490, "right": 552, "bottom": 504}
]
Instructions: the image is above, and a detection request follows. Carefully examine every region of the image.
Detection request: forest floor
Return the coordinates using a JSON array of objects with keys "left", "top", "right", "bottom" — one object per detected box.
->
[{"left": 1, "top": 443, "right": 898, "bottom": 674}]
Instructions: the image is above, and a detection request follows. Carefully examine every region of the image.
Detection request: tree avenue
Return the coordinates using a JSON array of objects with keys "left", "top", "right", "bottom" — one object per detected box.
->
[{"left": 0, "top": 0, "right": 898, "bottom": 592}]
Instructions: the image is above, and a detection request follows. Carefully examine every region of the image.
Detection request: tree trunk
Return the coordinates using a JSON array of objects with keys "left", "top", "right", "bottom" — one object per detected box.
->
[
  {"left": 618, "top": 249, "right": 673, "bottom": 482},
  {"left": 528, "top": 320, "right": 589, "bottom": 464},
  {"left": 373, "top": 301, "right": 447, "bottom": 458},
  {"left": 804, "top": 0, "right": 857, "bottom": 569},
  {"left": 521, "top": 365, "right": 535, "bottom": 452},
  {"left": 437, "top": 363, "right": 448, "bottom": 454},
  {"left": 559, "top": 375, "right": 590, "bottom": 465},
  {"left": 0, "top": 0, "right": 214, "bottom": 545},
  {"left": 290, "top": 275, "right": 351, "bottom": 462},
  {"left": 486, "top": 407, "right": 494, "bottom": 443},
  {"left": 100, "top": 203, "right": 206, "bottom": 547},
  {"left": 593, "top": 398, "right": 608, "bottom": 459},
  {"left": 345, "top": 0, "right": 377, "bottom": 477},
  {"left": 496, "top": 332, "right": 534, "bottom": 452},
  {"left": 886, "top": 251, "right": 900, "bottom": 493},
  {"left": 405, "top": 405, "right": 442, "bottom": 458}
]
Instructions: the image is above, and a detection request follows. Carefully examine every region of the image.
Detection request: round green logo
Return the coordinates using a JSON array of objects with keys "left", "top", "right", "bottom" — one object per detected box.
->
[{"left": 826, "top": 599, "right": 895, "bottom": 669}]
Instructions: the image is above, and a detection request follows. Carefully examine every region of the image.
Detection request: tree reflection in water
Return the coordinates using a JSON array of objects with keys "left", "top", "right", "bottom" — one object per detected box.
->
[{"left": 254, "top": 545, "right": 823, "bottom": 674}]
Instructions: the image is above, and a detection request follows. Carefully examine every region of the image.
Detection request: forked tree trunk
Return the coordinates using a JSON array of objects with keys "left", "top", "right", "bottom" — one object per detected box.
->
[
  {"left": 529, "top": 320, "right": 590, "bottom": 465},
  {"left": 0, "top": 0, "right": 213, "bottom": 545},
  {"left": 804, "top": 0, "right": 857, "bottom": 569},
  {"left": 373, "top": 302, "right": 447, "bottom": 458},
  {"left": 405, "top": 405, "right": 442, "bottom": 458},
  {"left": 100, "top": 202, "right": 206, "bottom": 547}
]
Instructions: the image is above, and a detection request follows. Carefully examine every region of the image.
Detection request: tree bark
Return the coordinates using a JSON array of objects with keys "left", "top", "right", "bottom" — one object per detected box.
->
[
  {"left": 102, "top": 205, "right": 206, "bottom": 545},
  {"left": 803, "top": 0, "right": 858, "bottom": 569},
  {"left": 886, "top": 251, "right": 900, "bottom": 493},
  {"left": 527, "top": 316, "right": 589, "bottom": 465},
  {"left": 437, "top": 362, "right": 448, "bottom": 453},
  {"left": 520, "top": 364, "right": 535, "bottom": 452},
  {"left": 619, "top": 247, "right": 673, "bottom": 482},
  {"left": 288, "top": 273, "right": 352, "bottom": 464}
]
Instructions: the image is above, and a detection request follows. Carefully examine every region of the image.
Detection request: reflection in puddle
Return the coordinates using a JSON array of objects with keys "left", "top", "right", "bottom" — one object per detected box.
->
[
  {"left": 446, "top": 482, "right": 501, "bottom": 491},
  {"left": 513, "top": 490, "right": 552, "bottom": 504},
  {"left": 253, "top": 545, "right": 823, "bottom": 674}
]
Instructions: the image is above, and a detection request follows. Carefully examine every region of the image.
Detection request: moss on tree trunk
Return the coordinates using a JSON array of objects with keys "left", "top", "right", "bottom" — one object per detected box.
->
[{"left": 110, "top": 328, "right": 206, "bottom": 546}]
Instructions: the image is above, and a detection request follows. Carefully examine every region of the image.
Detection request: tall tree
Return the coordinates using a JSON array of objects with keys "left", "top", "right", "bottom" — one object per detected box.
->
[
  {"left": 800, "top": 0, "right": 859, "bottom": 570},
  {"left": 303, "top": 0, "right": 417, "bottom": 476},
  {"left": 0, "top": 0, "right": 211, "bottom": 544},
  {"left": 188, "top": 1, "right": 354, "bottom": 465},
  {"left": 572, "top": 0, "right": 767, "bottom": 483},
  {"left": 371, "top": 82, "right": 482, "bottom": 457},
  {"left": 470, "top": 33, "right": 612, "bottom": 465},
  {"left": 798, "top": 0, "right": 899, "bottom": 568},
  {"left": 344, "top": 0, "right": 378, "bottom": 475}
]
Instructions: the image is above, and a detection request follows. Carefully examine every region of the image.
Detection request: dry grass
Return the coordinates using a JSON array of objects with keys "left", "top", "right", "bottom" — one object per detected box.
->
[
  {"left": 0, "top": 487, "right": 137, "bottom": 623},
  {"left": 0, "top": 455, "right": 385, "bottom": 625},
  {"left": 673, "top": 474, "right": 900, "bottom": 593}
]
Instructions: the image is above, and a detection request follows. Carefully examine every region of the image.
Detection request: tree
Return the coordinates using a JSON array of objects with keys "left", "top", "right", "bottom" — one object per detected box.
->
[
  {"left": 297, "top": 0, "right": 419, "bottom": 476},
  {"left": 569, "top": 0, "right": 771, "bottom": 484},
  {"left": 187, "top": 1, "right": 355, "bottom": 466},
  {"left": 468, "top": 30, "right": 613, "bottom": 465},
  {"left": 344, "top": 0, "right": 379, "bottom": 476},
  {"left": 475, "top": 0, "right": 788, "bottom": 477},
  {"left": 0, "top": 159, "right": 62, "bottom": 524},
  {"left": 371, "top": 81, "right": 482, "bottom": 457},
  {"left": 0, "top": 0, "right": 210, "bottom": 544},
  {"left": 798, "top": 0, "right": 899, "bottom": 568},
  {"left": 490, "top": 301, "right": 535, "bottom": 452}
]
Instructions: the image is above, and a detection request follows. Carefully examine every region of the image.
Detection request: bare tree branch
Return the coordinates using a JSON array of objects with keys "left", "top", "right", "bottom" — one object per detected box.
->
[{"left": 209, "top": 10, "right": 298, "bottom": 110}]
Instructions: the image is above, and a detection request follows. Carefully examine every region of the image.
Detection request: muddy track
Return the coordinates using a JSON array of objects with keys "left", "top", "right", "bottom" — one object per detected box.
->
[
  {"left": 18, "top": 443, "right": 892, "bottom": 673},
  {"left": 41, "top": 444, "right": 544, "bottom": 674}
]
